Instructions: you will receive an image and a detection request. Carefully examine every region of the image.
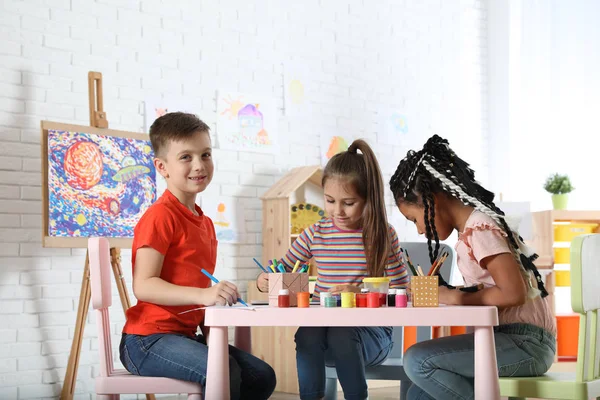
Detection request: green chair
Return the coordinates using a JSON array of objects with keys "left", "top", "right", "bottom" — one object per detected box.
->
[{"left": 500, "top": 234, "right": 600, "bottom": 400}]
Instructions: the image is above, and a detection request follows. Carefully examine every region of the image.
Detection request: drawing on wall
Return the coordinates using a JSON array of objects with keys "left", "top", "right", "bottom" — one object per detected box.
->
[
  {"left": 284, "top": 65, "right": 312, "bottom": 116},
  {"left": 380, "top": 110, "right": 409, "bottom": 145},
  {"left": 201, "top": 196, "right": 244, "bottom": 243},
  {"left": 216, "top": 91, "right": 277, "bottom": 153},
  {"left": 320, "top": 133, "right": 351, "bottom": 166},
  {"left": 47, "top": 127, "right": 156, "bottom": 238}
]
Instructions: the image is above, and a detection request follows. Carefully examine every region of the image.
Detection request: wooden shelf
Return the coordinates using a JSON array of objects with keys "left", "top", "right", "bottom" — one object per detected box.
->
[{"left": 550, "top": 210, "right": 600, "bottom": 221}]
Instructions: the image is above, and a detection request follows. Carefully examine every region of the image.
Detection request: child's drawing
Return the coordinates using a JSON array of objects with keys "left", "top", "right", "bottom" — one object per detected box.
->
[
  {"left": 320, "top": 133, "right": 351, "bottom": 166},
  {"left": 217, "top": 91, "right": 277, "bottom": 153},
  {"left": 48, "top": 129, "right": 156, "bottom": 238},
  {"left": 201, "top": 195, "right": 244, "bottom": 243},
  {"left": 284, "top": 65, "right": 312, "bottom": 116},
  {"left": 380, "top": 110, "right": 409, "bottom": 145}
]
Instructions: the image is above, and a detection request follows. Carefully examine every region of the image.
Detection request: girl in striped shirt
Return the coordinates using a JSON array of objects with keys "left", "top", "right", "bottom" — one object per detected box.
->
[{"left": 257, "top": 139, "right": 408, "bottom": 400}]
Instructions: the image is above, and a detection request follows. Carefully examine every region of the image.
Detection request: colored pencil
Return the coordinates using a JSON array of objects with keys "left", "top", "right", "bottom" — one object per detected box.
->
[
  {"left": 277, "top": 263, "right": 286, "bottom": 273},
  {"left": 200, "top": 269, "right": 249, "bottom": 307},
  {"left": 292, "top": 260, "right": 300, "bottom": 273},
  {"left": 417, "top": 265, "right": 425, "bottom": 276},
  {"left": 402, "top": 248, "right": 418, "bottom": 276},
  {"left": 253, "top": 258, "right": 269, "bottom": 273}
]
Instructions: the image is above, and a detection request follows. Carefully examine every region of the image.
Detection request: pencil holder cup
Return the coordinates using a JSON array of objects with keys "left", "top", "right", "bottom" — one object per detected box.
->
[
  {"left": 268, "top": 272, "right": 309, "bottom": 307},
  {"left": 411, "top": 275, "right": 439, "bottom": 307}
]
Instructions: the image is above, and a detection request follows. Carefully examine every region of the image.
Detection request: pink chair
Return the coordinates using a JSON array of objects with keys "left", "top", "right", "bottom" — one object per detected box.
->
[{"left": 89, "top": 237, "right": 204, "bottom": 399}]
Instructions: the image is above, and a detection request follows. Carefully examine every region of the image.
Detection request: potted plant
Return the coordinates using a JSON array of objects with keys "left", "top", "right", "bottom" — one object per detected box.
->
[{"left": 544, "top": 173, "right": 574, "bottom": 210}]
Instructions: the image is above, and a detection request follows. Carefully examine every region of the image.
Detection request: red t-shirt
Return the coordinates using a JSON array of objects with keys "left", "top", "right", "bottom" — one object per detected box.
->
[{"left": 123, "top": 189, "right": 217, "bottom": 337}]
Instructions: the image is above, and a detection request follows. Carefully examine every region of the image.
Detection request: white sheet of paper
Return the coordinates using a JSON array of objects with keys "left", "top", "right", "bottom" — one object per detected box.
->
[{"left": 178, "top": 304, "right": 256, "bottom": 314}]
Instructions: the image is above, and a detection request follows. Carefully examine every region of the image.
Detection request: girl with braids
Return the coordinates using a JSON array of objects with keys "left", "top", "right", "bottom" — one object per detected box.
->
[
  {"left": 389, "top": 135, "right": 556, "bottom": 400},
  {"left": 257, "top": 139, "right": 408, "bottom": 400}
]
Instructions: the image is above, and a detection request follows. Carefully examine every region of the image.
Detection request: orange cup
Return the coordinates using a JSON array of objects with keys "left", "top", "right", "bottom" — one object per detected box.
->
[{"left": 297, "top": 292, "right": 310, "bottom": 308}]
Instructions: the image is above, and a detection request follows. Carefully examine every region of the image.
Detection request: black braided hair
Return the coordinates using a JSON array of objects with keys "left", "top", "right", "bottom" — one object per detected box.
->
[{"left": 389, "top": 135, "right": 548, "bottom": 298}]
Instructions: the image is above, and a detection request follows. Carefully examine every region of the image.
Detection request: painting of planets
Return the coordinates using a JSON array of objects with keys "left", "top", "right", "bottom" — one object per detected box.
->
[{"left": 47, "top": 129, "right": 156, "bottom": 238}]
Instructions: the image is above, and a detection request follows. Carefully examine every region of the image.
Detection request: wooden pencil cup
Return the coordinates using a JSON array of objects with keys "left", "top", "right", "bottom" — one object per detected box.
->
[
  {"left": 411, "top": 275, "right": 439, "bottom": 307},
  {"left": 268, "top": 272, "right": 309, "bottom": 307}
]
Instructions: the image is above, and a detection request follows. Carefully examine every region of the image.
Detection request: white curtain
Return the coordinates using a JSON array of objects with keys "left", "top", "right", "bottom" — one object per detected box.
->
[{"left": 507, "top": 0, "right": 600, "bottom": 210}]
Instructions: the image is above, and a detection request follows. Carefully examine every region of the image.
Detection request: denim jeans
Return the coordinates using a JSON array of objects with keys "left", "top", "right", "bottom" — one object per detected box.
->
[
  {"left": 119, "top": 333, "right": 276, "bottom": 400},
  {"left": 294, "top": 326, "right": 393, "bottom": 400},
  {"left": 404, "top": 323, "right": 556, "bottom": 400}
]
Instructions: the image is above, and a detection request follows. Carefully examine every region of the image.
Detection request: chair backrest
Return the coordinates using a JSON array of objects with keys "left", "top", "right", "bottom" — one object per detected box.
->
[
  {"left": 88, "top": 237, "right": 115, "bottom": 376},
  {"left": 570, "top": 234, "right": 600, "bottom": 383},
  {"left": 386, "top": 242, "right": 454, "bottom": 358}
]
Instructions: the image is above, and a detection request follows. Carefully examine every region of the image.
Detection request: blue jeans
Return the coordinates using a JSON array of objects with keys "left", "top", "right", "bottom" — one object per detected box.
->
[
  {"left": 404, "top": 323, "right": 556, "bottom": 400},
  {"left": 294, "top": 326, "right": 393, "bottom": 400},
  {"left": 119, "top": 333, "right": 276, "bottom": 400}
]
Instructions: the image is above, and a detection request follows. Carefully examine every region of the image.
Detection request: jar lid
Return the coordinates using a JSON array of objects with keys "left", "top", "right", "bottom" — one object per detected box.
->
[
  {"left": 388, "top": 289, "right": 397, "bottom": 295},
  {"left": 362, "top": 277, "right": 391, "bottom": 283},
  {"left": 321, "top": 292, "right": 332, "bottom": 298},
  {"left": 279, "top": 289, "right": 289, "bottom": 295},
  {"left": 360, "top": 288, "right": 370, "bottom": 293},
  {"left": 396, "top": 288, "right": 406, "bottom": 295}
]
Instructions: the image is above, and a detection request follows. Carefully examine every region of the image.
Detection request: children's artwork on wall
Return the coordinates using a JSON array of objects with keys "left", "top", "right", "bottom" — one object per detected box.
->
[
  {"left": 320, "top": 133, "right": 351, "bottom": 166},
  {"left": 216, "top": 91, "right": 277, "bottom": 153},
  {"left": 42, "top": 121, "right": 156, "bottom": 248},
  {"left": 380, "top": 109, "right": 409, "bottom": 145},
  {"left": 284, "top": 64, "right": 312, "bottom": 117},
  {"left": 201, "top": 195, "right": 245, "bottom": 243}
]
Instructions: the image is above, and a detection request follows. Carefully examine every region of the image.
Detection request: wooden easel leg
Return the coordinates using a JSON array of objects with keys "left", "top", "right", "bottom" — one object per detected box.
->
[
  {"left": 109, "top": 248, "right": 156, "bottom": 400},
  {"left": 61, "top": 252, "right": 91, "bottom": 400}
]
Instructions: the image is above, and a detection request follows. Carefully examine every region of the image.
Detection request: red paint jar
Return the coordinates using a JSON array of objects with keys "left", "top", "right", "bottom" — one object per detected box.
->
[
  {"left": 367, "top": 292, "right": 380, "bottom": 308},
  {"left": 356, "top": 289, "right": 369, "bottom": 308},
  {"left": 379, "top": 292, "right": 387, "bottom": 307},
  {"left": 278, "top": 289, "right": 290, "bottom": 308}
]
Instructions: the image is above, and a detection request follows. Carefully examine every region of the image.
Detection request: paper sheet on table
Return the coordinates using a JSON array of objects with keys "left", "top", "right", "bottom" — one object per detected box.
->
[{"left": 178, "top": 304, "right": 258, "bottom": 314}]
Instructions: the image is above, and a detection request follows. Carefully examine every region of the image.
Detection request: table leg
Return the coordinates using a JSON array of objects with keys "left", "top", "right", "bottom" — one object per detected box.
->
[
  {"left": 473, "top": 326, "right": 500, "bottom": 400},
  {"left": 206, "top": 326, "right": 230, "bottom": 400}
]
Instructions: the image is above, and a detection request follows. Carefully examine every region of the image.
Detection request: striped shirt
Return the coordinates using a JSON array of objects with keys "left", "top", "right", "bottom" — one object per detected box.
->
[{"left": 281, "top": 218, "right": 408, "bottom": 300}]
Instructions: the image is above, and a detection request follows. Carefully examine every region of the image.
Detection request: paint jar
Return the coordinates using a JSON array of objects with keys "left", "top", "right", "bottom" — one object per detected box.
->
[
  {"left": 278, "top": 289, "right": 290, "bottom": 308},
  {"left": 367, "top": 292, "right": 380, "bottom": 308},
  {"left": 341, "top": 292, "right": 356, "bottom": 308},
  {"left": 387, "top": 289, "right": 397, "bottom": 307},
  {"left": 297, "top": 292, "right": 310, "bottom": 308},
  {"left": 324, "top": 296, "right": 337, "bottom": 308},
  {"left": 356, "top": 288, "right": 369, "bottom": 308},
  {"left": 335, "top": 295, "right": 341, "bottom": 307},
  {"left": 320, "top": 292, "right": 332, "bottom": 307},
  {"left": 396, "top": 288, "right": 408, "bottom": 308},
  {"left": 362, "top": 277, "right": 391, "bottom": 307}
]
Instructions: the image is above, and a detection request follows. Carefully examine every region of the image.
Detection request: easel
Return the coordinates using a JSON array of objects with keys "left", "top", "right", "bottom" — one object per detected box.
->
[{"left": 60, "top": 72, "right": 156, "bottom": 400}]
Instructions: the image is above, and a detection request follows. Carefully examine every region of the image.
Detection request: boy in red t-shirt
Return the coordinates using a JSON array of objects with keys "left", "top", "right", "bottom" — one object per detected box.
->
[{"left": 119, "top": 112, "right": 276, "bottom": 399}]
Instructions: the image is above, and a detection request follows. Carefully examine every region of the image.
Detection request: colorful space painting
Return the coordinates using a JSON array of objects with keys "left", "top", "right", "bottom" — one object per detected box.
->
[
  {"left": 47, "top": 129, "right": 156, "bottom": 238},
  {"left": 216, "top": 91, "right": 277, "bottom": 153}
]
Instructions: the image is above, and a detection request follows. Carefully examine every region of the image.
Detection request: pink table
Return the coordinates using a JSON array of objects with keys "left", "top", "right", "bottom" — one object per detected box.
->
[{"left": 205, "top": 305, "right": 500, "bottom": 400}]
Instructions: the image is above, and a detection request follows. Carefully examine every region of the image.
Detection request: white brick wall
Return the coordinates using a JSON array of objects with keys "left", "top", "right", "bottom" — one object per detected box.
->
[{"left": 0, "top": 0, "right": 488, "bottom": 398}]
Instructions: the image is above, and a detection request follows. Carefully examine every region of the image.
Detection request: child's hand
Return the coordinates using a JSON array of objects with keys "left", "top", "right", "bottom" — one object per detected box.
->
[
  {"left": 256, "top": 272, "right": 269, "bottom": 293},
  {"left": 203, "top": 281, "right": 240, "bottom": 306},
  {"left": 329, "top": 285, "right": 361, "bottom": 294},
  {"left": 438, "top": 285, "right": 462, "bottom": 305}
]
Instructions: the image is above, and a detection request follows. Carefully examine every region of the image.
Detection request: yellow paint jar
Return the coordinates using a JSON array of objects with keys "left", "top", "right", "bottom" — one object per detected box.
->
[{"left": 341, "top": 292, "right": 356, "bottom": 308}]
